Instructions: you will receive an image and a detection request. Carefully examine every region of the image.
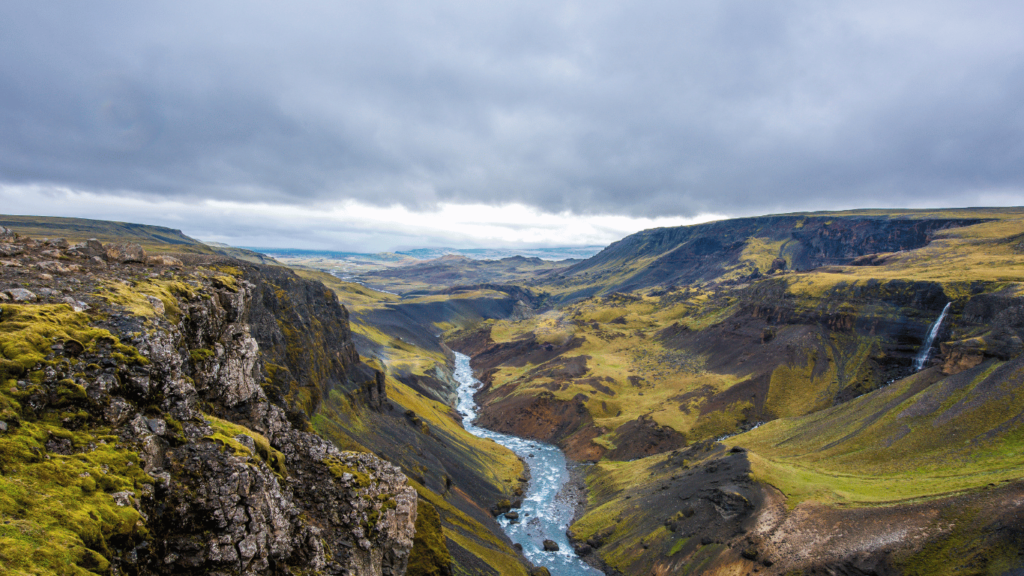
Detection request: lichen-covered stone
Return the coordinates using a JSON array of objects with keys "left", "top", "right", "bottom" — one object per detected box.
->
[
  {"left": 0, "top": 231, "right": 416, "bottom": 576},
  {"left": 6, "top": 288, "right": 37, "bottom": 301},
  {"left": 105, "top": 242, "right": 147, "bottom": 263}
]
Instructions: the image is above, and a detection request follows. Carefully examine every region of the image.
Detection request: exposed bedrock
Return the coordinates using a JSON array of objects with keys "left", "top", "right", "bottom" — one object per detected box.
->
[
  {"left": 562, "top": 216, "right": 988, "bottom": 294},
  {"left": 0, "top": 235, "right": 416, "bottom": 576},
  {"left": 583, "top": 443, "right": 1024, "bottom": 576}
]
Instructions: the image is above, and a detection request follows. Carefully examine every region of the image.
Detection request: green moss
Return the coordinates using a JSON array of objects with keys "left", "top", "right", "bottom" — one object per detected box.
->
[
  {"left": 0, "top": 420, "right": 151, "bottom": 575},
  {"left": 211, "top": 275, "right": 239, "bottom": 292},
  {"left": 189, "top": 348, "right": 215, "bottom": 363},
  {"left": 321, "top": 455, "right": 371, "bottom": 488},
  {"left": 409, "top": 480, "right": 529, "bottom": 576},
  {"left": 203, "top": 414, "right": 288, "bottom": 479},
  {"left": 210, "top": 265, "right": 243, "bottom": 277},
  {"left": 668, "top": 536, "right": 690, "bottom": 556},
  {"left": 0, "top": 304, "right": 121, "bottom": 379},
  {"left": 407, "top": 499, "right": 453, "bottom": 576}
]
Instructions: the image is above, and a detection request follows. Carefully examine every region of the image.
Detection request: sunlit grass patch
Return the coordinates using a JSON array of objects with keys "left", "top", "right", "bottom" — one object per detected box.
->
[{"left": 732, "top": 357, "right": 1024, "bottom": 508}]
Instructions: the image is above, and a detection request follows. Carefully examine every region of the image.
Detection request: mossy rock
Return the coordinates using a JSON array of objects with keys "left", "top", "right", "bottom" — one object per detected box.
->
[
  {"left": 406, "top": 499, "right": 453, "bottom": 576},
  {"left": 189, "top": 348, "right": 215, "bottom": 363},
  {"left": 0, "top": 420, "right": 151, "bottom": 575}
]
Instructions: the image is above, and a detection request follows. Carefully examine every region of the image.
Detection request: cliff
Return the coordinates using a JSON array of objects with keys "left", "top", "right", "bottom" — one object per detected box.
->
[
  {"left": 0, "top": 227, "right": 416, "bottom": 575},
  {"left": 447, "top": 210, "right": 1024, "bottom": 575},
  {"left": 551, "top": 211, "right": 992, "bottom": 298}
]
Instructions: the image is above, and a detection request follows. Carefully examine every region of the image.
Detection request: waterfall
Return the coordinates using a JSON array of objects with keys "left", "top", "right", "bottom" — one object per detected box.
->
[{"left": 914, "top": 302, "right": 951, "bottom": 371}]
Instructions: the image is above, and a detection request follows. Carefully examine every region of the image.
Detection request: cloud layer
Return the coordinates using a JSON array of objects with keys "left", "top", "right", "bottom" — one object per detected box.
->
[{"left": 1, "top": 1, "right": 1022, "bottom": 248}]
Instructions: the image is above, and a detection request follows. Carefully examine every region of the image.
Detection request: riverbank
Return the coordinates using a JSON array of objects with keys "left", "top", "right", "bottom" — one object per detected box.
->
[
  {"left": 453, "top": 351, "right": 604, "bottom": 576},
  {"left": 562, "top": 461, "right": 624, "bottom": 576}
]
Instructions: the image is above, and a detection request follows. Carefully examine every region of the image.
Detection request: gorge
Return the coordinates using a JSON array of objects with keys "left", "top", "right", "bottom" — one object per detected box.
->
[
  {"left": 2, "top": 208, "right": 1024, "bottom": 576},
  {"left": 453, "top": 351, "right": 602, "bottom": 576}
]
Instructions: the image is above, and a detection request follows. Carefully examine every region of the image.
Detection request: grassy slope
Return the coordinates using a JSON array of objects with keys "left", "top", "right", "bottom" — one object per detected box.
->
[
  {"left": 477, "top": 293, "right": 753, "bottom": 443},
  {"left": 732, "top": 356, "right": 1024, "bottom": 507},
  {"left": 293, "top": 270, "right": 528, "bottom": 576}
]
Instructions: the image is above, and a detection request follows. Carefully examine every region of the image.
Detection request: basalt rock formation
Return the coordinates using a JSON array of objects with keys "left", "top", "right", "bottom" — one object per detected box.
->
[
  {"left": 0, "top": 230, "right": 416, "bottom": 575},
  {"left": 556, "top": 213, "right": 989, "bottom": 297}
]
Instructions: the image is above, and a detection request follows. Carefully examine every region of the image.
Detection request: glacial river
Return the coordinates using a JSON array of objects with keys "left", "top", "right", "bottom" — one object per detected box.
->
[{"left": 453, "top": 352, "right": 603, "bottom": 576}]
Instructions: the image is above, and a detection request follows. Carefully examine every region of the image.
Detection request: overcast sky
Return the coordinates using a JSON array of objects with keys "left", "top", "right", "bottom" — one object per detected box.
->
[{"left": 2, "top": 1, "right": 1023, "bottom": 251}]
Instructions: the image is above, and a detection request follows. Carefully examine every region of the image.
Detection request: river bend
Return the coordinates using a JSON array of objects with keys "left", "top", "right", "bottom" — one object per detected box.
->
[{"left": 453, "top": 352, "right": 603, "bottom": 576}]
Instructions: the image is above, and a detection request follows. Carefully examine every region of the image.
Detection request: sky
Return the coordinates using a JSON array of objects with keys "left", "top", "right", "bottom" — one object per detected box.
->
[{"left": 1, "top": 1, "right": 1023, "bottom": 251}]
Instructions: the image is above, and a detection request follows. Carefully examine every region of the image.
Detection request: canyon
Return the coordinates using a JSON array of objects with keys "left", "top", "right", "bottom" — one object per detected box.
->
[{"left": 2, "top": 208, "right": 1024, "bottom": 575}]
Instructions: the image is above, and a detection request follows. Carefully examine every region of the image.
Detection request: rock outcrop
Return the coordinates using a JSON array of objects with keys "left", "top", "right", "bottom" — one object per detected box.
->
[{"left": 0, "top": 233, "right": 417, "bottom": 576}]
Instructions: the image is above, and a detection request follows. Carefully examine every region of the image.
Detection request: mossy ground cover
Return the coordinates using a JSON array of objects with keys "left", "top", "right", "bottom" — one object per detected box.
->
[
  {"left": 0, "top": 303, "right": 156, "bottom": 574},
  {"left": 732, "top": 357, "right": 1024, "bottom": 508},
  {"left": 203, "top": 413, "right": 288, "bottom": 479},
  {"left": 471, "top": 293, "right": 771, "bottom": 444},
  {"left": 95, "top": 278, "right": 195, "bottom": 323},
  {"left": 0, "top": 304, "right": 130, "bottom": 380},
  {"left": 0, "top": 422, "right": 151, "bottom": 575},
  {"left": 410, "top": 480, "right": 529, "bottom": 576}
]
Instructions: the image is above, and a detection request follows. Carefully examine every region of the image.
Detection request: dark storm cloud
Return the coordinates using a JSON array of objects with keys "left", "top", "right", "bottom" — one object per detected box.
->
[{"left": 1, "top": 0, "right": 1022, "bottom": 218}]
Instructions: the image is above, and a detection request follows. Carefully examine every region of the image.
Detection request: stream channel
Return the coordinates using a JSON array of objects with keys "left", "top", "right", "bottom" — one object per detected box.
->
[{"left": 453, "top": 352, "right": 604, "bottom": 576}]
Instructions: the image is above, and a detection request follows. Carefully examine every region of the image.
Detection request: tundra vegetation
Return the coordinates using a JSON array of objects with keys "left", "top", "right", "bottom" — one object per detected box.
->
[
  {"left": 437, "top": 208, "right": 1024, "bottom": 575},
  {"left": 3, "top": 208, "right": 1024, "bottom": 576}
]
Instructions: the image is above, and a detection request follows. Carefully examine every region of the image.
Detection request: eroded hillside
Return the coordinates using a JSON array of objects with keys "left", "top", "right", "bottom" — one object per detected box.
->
[{"left": 448, "top": 209, "right": 1024, "bottom": 575}]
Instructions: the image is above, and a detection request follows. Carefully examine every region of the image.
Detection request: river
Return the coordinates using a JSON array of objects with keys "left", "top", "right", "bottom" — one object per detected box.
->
[{"left": 453, "top": 352, "right": 604, "bottom": 576}]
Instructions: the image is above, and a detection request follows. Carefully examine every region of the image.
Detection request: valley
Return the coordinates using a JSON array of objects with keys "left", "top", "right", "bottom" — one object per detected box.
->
[{"left": 1, "top": 208, "right": 1023, "bottom": 576}]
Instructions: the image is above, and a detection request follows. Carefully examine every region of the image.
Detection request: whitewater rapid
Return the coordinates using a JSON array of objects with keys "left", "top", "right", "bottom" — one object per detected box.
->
[{"left": 453, "top": 352, "right": 603, "bottom": 576}]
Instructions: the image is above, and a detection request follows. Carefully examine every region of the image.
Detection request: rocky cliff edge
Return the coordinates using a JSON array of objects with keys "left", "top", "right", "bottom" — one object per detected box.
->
[{"left": 0, "top": 227, "right": 416, "bottom": 576}]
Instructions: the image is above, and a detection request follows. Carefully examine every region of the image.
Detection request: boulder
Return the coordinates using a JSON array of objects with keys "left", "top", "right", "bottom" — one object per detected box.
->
[
  {"left": 105, "top": 242, "right": 147, "bottom": 263},
  {"left": 542, "top": 539, "right": 559, "bottom": 552},
  {"left": 146, "top": 254, "right": 184, "bottom": 267},
  {"left": 530, "top": 568, "right": 551, "bottom": 576},
  {"left": 0, "top": 226, "right": 13, "bottom": 238},
  {"left": 41, "top": 238, "right": 69, "bottom": 248},
  {"left": 146, "top": 295, "right": 166, "bottom": 315},
  {"left": 491, "top": 499, "right": 512, "bottom": 516},
  {"left": 0, "top": 243, "right": 24, "bottom": 257},
  {"left": 6, "top": 288, "right": 37, "bottom": 302},
  {"left": 69, "top": 238, "right": 106, "bottom": 258},
  {"left": 62, "top": 296, "right": 89, "bottom": 312}
]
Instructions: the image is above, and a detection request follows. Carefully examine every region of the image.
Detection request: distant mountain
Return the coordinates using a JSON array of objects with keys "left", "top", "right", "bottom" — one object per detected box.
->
[
  {"left": 0, "top": 214, "right": 217, "bottom": 254},
  {"left": 245, "top": 245, "right": 605, "bottom": 262}
]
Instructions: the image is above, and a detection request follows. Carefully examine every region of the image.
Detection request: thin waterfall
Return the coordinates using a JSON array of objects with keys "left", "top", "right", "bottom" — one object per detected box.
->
[{"left": 914, "top": 302, "right": 951, "bottom": 371}]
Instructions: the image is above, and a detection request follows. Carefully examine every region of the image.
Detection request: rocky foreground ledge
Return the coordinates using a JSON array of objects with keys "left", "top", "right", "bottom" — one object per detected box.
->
[{"left": 0, "top": 226, "right": 416, "bottom": 575}]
